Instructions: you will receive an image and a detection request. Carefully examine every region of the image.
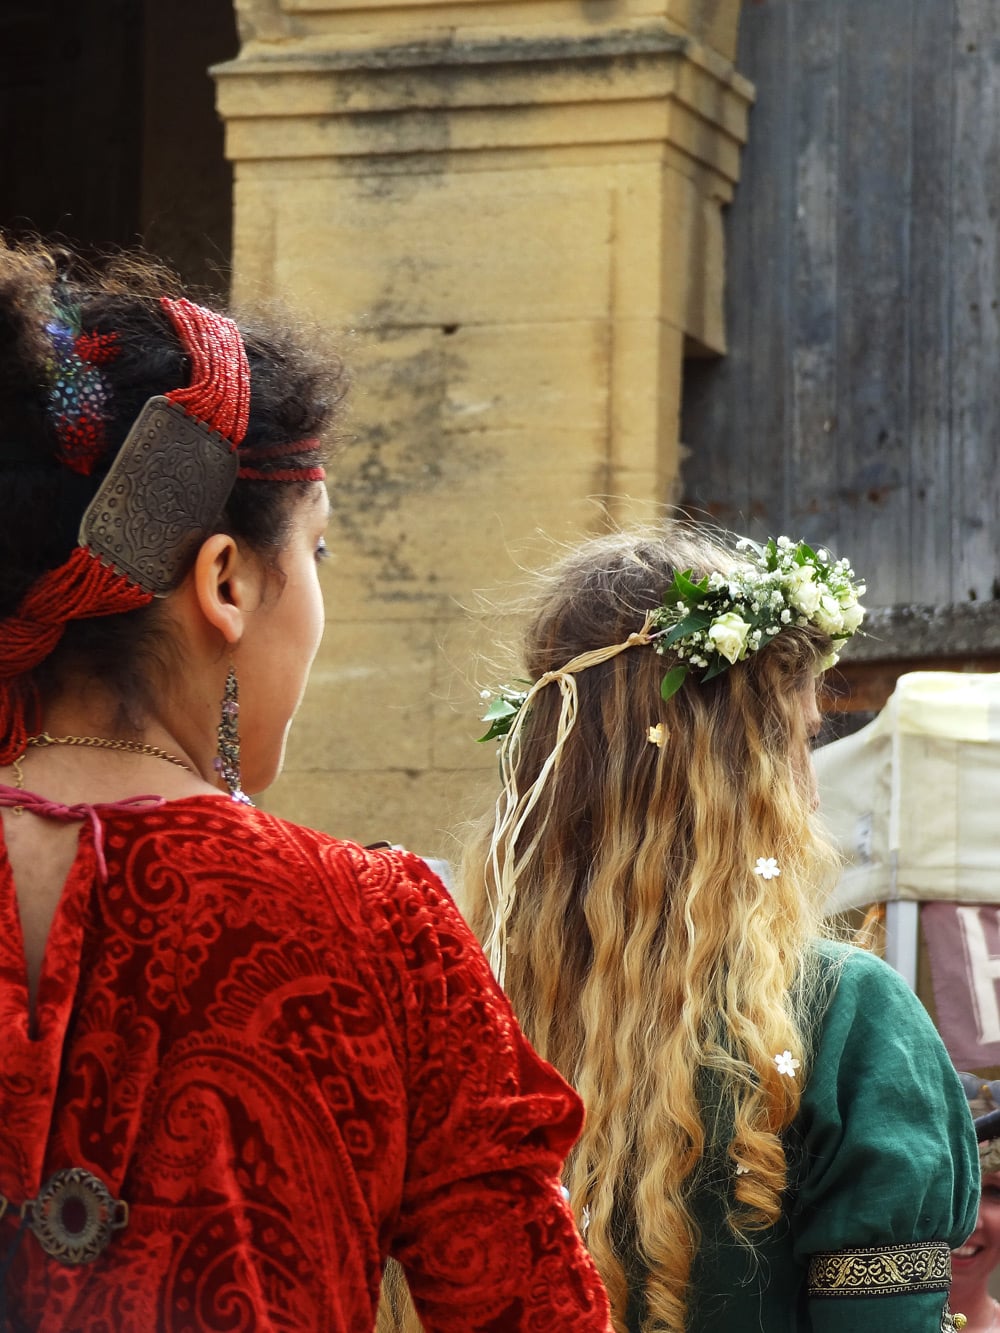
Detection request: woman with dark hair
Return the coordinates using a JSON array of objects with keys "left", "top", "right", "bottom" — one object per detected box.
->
[
  {"left": 0, "top": 239, "right": 612, "bottom": 1332},
  {"left": 463, "top": 526, "right": 978, "bottom": 1333}
]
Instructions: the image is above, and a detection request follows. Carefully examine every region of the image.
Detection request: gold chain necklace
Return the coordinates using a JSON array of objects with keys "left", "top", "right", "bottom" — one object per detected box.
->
[{"left": 12, "top": 732, "right": 194, "bottom": 791}]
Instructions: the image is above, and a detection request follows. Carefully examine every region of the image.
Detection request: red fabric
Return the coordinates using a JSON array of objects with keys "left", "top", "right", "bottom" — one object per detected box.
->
[{"left": 0, "top": 798, "right": 611, "bottom": 1332}]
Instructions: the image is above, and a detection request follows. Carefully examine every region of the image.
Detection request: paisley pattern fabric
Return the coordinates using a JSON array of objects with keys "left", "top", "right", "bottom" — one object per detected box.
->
[{"left": 0, "top": 797, "right": 611, "bottom": 1331}]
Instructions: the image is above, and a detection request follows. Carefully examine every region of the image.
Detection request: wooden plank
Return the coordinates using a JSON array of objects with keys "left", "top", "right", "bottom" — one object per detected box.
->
[
  {"left": 906, "top": 0, "right": 956, "bottom": 606},
  {"left": 950, "top": 0, "right": 1000, "bottom": 605},
  {"left": 682, "top": 0, "right": 997, "bottom": 617},
  {"left": 743, "top": 1, "right": 794, "bottom": 541},
  {"left": 835, "top": 0, "right": 915, "bottom": 605},
  {"left": 680, "top": 351, "right": 742, "bottom": 527},
  {"left": 681, "top": 2, "right": 793, "bottom": 536},
  {"left": 679, "top": 10, "right": 760, "bottom": 530},
  {"left": 788, "top": 0, "right": 842, "bottom": 549}
]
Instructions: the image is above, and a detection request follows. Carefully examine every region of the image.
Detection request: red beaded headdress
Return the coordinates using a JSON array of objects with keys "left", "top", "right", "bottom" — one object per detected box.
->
[{"left": 0, "top": 297, "right": 324, "bottom": 765}]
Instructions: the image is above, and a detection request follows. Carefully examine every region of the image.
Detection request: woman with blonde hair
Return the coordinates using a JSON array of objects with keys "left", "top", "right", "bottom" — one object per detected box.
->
[{"left": 463, "top": 525, "right": 978, "bottom": 1332}]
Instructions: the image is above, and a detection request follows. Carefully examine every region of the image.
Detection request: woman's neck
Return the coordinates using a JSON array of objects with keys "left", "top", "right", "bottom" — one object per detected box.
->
[
  {"left": 36, "top": 686, "right": 219, "bottom": 795},
  {"left": 6, "top": 697, "right": 221, "bottom": 806},
  {"left": 951, "top": 1285, "right": 999, "bottom": 1331}
]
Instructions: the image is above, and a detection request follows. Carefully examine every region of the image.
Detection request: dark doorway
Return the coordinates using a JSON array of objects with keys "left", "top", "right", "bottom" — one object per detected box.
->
[{"left": 0, "top": 0, "right": 238, "bottom": 294}]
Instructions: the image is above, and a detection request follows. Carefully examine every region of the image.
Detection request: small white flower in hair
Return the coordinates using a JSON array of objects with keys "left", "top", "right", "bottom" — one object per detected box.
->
[
  {"left": 754, "top": 857, "right": 781, "bottom": 880},
  {"left": 774, "top": 1050, "right": 801, "bottom": 1078},
  {"left": 647, "top": 723, "right": 668, "bottom": 747},
  {"left": 735, "top": 1163, "right": 750, "bottom": 1176}
]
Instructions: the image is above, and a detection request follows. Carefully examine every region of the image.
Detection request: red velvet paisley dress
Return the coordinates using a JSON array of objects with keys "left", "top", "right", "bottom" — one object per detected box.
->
[{"left": 0, "top": 796, "right": 611, "bottom": 1331}]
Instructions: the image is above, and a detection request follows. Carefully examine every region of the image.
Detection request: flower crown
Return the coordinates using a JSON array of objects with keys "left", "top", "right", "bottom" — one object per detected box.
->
[
  {"left": 478, "top": 536, "right": 865, "bottom": 741},
  {"left": 651, "top": 536, "right": 865, "bottom": 700}
]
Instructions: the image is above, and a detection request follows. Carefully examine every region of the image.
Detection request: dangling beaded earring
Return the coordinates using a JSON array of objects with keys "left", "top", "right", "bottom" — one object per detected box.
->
[{"left": 215, "top": 665, "right": 253, "bottom": 806}]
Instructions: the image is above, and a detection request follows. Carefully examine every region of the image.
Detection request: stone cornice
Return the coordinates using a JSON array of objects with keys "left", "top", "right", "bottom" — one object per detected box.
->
[
  {"left": 218, "top": 25, "right": 693, "bottom": 72},
  {"left": 213, "top": 22, "right": 753, "bottom": 184}
]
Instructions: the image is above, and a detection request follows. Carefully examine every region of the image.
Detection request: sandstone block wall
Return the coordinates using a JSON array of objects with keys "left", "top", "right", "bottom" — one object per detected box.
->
[{"left": 214, "top": 0, "right": 750, "bottom": 857}]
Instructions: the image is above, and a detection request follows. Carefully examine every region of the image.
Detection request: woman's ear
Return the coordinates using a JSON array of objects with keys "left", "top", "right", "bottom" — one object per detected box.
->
[{"left": 191, "top": 533, "right": 261, "bottom": 647}]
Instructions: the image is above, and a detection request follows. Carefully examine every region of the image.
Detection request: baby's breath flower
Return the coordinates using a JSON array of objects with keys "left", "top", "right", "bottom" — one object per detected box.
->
[
  {"left": 774, "top": 1050, "right": 800, "bottom": 1078},
  {"left": 754, "top": 856, "right": 781, "bottom": 879}
]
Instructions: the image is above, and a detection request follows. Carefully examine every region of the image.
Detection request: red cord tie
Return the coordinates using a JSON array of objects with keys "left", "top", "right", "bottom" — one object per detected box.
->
[
  {"left": 237, "top": 438, "right": 326, "bottom": 483},
  {"left": 0, "top": 785, "right": 166, "bottom": 881},
  {"left": 0, "top": 550, "right": 151, "bottom": 764}
]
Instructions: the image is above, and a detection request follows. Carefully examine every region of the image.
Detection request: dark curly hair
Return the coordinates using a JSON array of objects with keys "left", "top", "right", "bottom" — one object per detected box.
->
[{"left": 0, "top": 237, "right": 347, "bottom": 723}]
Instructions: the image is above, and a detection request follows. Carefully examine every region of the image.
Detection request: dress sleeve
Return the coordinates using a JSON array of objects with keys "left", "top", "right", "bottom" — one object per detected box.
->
[
  {"left": 791, "top": 944, "right": 979, "bottom": 1332},
  {"left": 359, "top": 848, "right": 612, "bottom": 1332}
]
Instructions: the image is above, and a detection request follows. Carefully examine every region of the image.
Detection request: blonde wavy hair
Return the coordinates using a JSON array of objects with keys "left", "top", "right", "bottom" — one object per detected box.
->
[{"left": 460, "top": 526, "right": 842, "bottom": 1333}]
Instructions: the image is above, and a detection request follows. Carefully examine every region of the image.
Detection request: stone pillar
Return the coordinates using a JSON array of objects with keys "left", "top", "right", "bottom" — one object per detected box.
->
[{"left": 214, "top": 1, "right": 751, "bottom": 854}]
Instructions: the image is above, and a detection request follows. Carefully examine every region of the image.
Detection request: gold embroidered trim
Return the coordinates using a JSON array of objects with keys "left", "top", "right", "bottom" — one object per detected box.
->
[{"left": 808, "top": 1241, "right": 952, "bottom": 1298}]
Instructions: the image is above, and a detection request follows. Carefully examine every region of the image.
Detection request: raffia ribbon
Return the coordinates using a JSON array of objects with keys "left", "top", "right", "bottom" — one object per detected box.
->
[{"left": 484, "top": 612, "right": 657, "bottom": 984}]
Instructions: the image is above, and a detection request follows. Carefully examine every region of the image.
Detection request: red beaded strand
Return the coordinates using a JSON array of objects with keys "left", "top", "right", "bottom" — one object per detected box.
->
[
  {"left": 236, "top": 437, "right": 325, "bottom": 481},
  {"left": 0, "top": 549, "right": 152, "bottom": 764},
  {"left": 74, "top": 330, "right": 120, "bottom": 366},
  {"left": 160, "top": 297, "right": 250, "bottom": 447}
]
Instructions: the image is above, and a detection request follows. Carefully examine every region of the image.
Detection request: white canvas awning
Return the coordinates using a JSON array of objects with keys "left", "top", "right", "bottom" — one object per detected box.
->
[{"left": 814, "top": 671, "right": 1000, "bottom": 916}]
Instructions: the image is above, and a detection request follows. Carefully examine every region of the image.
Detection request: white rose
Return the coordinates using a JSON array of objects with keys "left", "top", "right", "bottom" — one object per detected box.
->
[
  {"left": 707, "top": 612, "right": 753, "bottom": 664},
  {"left": 840, "top": 601, "right": 865, "bottom": 634},
  {"left": 788, "top": 566, "right": 821, "bottom": 616},
  {"left": 814, "top": 594, "right": 845, "bottom": 636}
]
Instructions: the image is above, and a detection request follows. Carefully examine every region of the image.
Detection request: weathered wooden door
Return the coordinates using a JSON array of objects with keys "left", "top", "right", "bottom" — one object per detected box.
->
[{"left": 683, "top": 0, "right": 1000, "bottom": 626}]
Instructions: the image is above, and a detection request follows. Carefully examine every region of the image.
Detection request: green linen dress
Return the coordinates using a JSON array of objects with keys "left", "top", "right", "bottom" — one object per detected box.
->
[{"left": 629, "top": 943, "right": 979, "bottom": 1332}]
